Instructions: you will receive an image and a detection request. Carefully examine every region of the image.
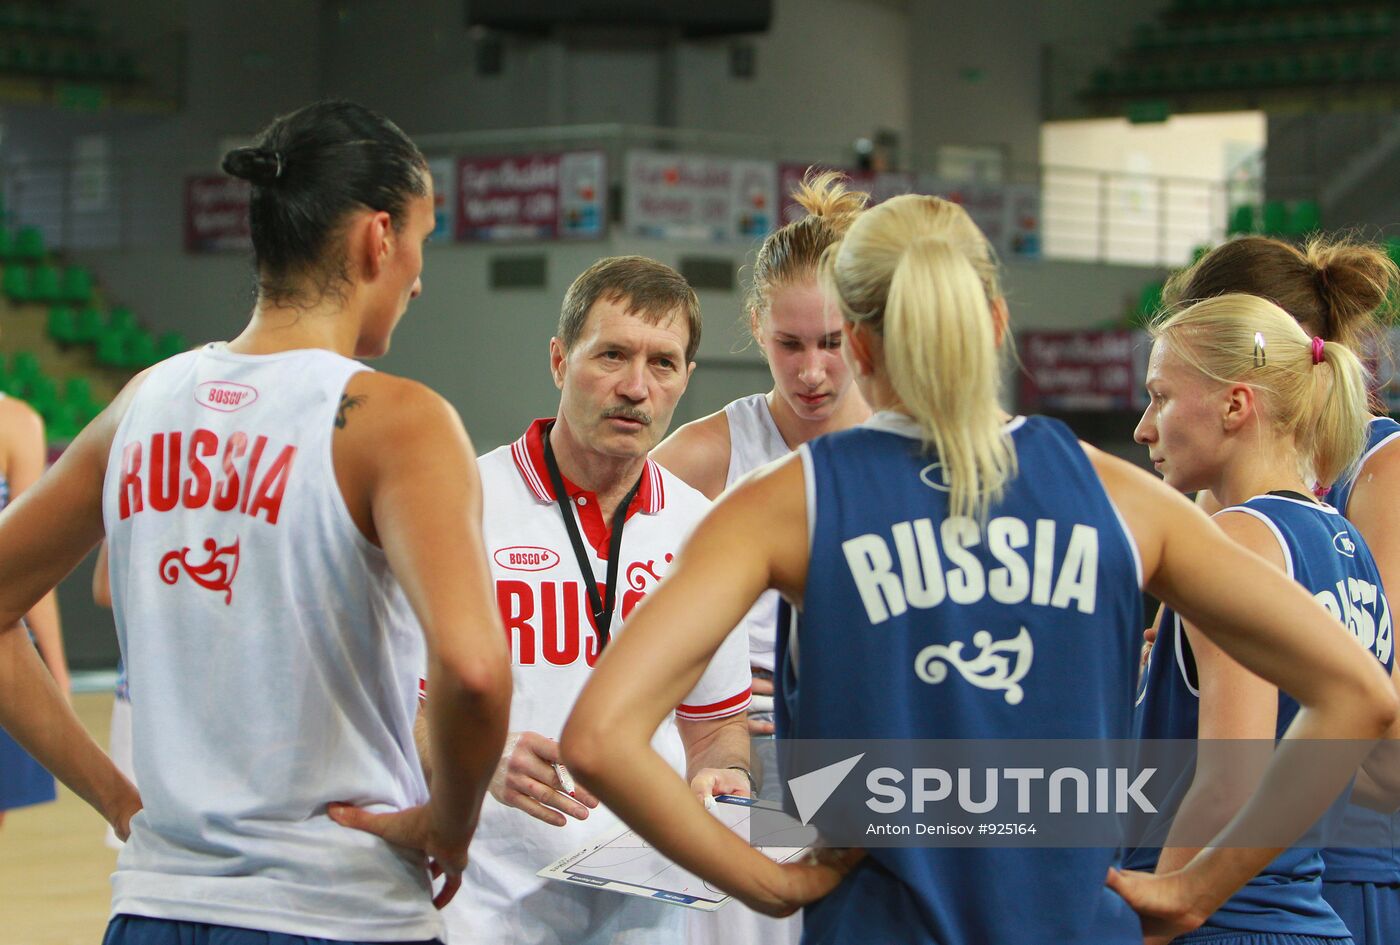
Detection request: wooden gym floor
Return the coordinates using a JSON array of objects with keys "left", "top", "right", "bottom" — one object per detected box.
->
[{"left": 0, "top": 692, "right": 118, "bottom": 945}]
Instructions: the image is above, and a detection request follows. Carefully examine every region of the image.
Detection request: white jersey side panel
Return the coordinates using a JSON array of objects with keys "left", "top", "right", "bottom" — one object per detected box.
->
[
  {"left": 103, "top": 346, "right": 439, "bottom": 941},
  {"left": 724, "top": 393, "right": 789, "bottom": 672}
]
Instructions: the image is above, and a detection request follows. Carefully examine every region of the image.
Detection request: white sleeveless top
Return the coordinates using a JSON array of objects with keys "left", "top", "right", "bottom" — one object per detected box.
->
[
  {"left": 102, "top": 345, "right": 440, "bottom": 940},
  {"left": 724, "top": 393, "right": 790, "bottom": 672}
]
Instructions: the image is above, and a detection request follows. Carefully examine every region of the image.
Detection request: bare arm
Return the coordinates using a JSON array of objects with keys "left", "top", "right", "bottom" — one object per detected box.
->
[
  {"left": 563, "top": 455, "right": 861, "bottom": 916},
  {"left": 0, "top": 386, "right": 143, "bottom": 835},
  {"left": 1089, "top": 447, "right": 1398, "bottom": 937},
  {"left": 678, "top": 712, "right": 752, "bottom": 800},
  {"left": 6, "top": 403, "right": 69, "bottom": 695},
  {"left": 325, "top": 374, "right": 512, "bottom": 903},
  {"left": 650, "top": 411, "right": 732, "bottom": 501},
  {"left": 1154, "top": 512, "right": 1283, "bottom": 875},
  {"left": 1335, "top": 443, "right": 1400, "bottom": 805},
  {"left": 92, "top": 541, "right": 111, "bottom": 608}
]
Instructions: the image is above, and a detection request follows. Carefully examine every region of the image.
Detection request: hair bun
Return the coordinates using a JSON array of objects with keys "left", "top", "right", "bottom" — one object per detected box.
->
[
  {"left": 1304, "top": 236, "right": 1398, "bottom": 333},
  {"left": 222, "top": 146, "right": 284, "bottom": 185},
  {"left": 793, "top": 169, "right": 870, "bottom": 223}
]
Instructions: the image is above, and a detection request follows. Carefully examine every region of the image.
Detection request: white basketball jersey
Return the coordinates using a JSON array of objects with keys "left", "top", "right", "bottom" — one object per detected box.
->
[
  {"left": 102, "top": 345, "right": 440, "bottom": 941},
  {"left": 724, "top": 393, "right": 789, "bottom": 672},
  {"left": 687, "top": 394, "right": 802, "bottom": 945},
  {"left": 444, "top": 418, "right": 751, "bottom": 945}
]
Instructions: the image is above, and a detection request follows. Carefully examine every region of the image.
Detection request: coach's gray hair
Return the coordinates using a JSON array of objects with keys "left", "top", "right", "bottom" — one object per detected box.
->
[{"left": 558, "top": 256, "right": 701, "bottom": 363}]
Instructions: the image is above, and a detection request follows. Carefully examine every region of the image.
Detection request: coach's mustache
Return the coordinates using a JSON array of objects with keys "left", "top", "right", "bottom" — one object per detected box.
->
[{"left": 603, "top": 406, "right": 652, "bottom": 425}]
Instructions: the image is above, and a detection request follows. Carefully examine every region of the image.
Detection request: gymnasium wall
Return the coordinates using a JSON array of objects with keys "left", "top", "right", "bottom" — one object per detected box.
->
[{"left": 13, "top": 0, "right": 1171, "bottom": 668}]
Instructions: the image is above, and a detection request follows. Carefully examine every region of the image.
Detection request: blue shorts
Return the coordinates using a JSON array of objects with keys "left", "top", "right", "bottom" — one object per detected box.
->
[
  {"left": 103, "top": 915, "right": 442, "bottom": 945},
  {"left": 1179, "top": 932, "right": 1352, "bottom": 945},
  {"left": 0, "top": 724, "right": 55, "bottom": 812},
  {"left": 1321, "top": 881, "right": 1400, "bottom": 945}
]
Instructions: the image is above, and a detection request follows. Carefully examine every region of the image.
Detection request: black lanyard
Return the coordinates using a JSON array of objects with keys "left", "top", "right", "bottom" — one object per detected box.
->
[{"left": 541, "top": 425, "right": 642, "bottom": 651}]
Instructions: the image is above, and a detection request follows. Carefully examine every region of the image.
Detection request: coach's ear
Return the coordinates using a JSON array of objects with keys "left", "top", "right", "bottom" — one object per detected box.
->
[{"left": 550, "top": 337, "right": 568, "bottom": 390}]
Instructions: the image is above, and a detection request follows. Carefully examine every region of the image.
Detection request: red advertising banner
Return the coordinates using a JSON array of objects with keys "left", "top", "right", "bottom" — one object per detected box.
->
[
  {"left": 1018, "top": 329, "right": 1148, "bottom": 412},
  {"left": 455, "top": 151, "right": 605, "bottom": 242},
  {"left": 184, "top": 176, "right": 250, "bottom": 253}
]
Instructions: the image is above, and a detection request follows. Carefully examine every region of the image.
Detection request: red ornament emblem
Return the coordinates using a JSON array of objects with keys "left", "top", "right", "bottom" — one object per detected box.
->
[
  {"left": 160, "top": 537, "right": 241, "bottom": 605},
  {"left": 621, "top": 554, "right": 674, "bottom": 619}
]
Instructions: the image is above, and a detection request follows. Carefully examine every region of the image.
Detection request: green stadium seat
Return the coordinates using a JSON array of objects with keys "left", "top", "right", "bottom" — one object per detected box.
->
[
  {"left": 63, "top": 376, "right": 92, "bottom": 405},
  {"left": 47, "top": 304, "right": 77, "bottom": 344},
  {"left": 1262, "top": 201, "right": 1288, "bottom": 235},
  {"left": 14, "top": 225, "right": 43, "bottom": 260},
  {"left": 107, "top": 306, "right": 135, "bottom": 333},
  {"left": 0, "top": 228, "right": 12, "bottom": 260},
  {"left": 1228, "top": 204, "right": 1256, "bottom": 235},
  {"left": 1289, "top": 200, "right": 1320, "bottom": 236},
  {"left": 11, "top": 44, "right": 36, "bottom": 74},
  {"left": 75, "top": 305, "right": 104, "bottom": 343},
  {"left": 11, "top": 351, "right": 43, "bottom": 385},
  {"left": 2, "top": 264, "right": 33, "bottom": 301},
  {"left": 1386, "top": 238, "right": 1400, "bottom": 270},
  {"left": 46, "top": 402, "right": 83, "bottom": 442},
  {"left": 112, "top": 52, "right": 136, "bottom": 81},
  {"left": 1137, "top": 282, "right": 1165, "bottom": 320},
  {"left": 95, "top": 329, "right": 128, "bottom": 368},
  {"left": 156, "top": 331, "right": 188, "bottom": 361},
  {"left": 30, "top": 263, "right": 61, "bottom": 302},
  {"left": 124, "top": 330, "right": 158, "bottom": 369},
  {"left": 61, "top": 265, "right": 92, "bottom": 303},
  {"left": 23, "top": 376, "right": 58, "bottom": 419}
]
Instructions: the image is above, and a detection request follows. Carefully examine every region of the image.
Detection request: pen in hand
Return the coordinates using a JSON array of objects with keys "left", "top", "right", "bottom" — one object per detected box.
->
[{"left": 553, "top": 762, "right": 576, "bottom": 797}]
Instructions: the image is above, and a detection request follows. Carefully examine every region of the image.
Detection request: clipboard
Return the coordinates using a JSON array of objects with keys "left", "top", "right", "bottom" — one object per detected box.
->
[{"left": 536, "top": 795, "right": 811, "bottom": 911}]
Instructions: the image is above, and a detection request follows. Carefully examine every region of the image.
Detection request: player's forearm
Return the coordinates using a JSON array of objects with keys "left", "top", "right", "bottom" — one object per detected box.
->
[
  {"left": 562, "top": 723, "right": 790, "bottom": 910},
  {"left": 24, "top": 591, "right": 69, "bottom": 689},
  {"left": 680, "top": 713, "right": 751, "bottom": 782},
  {"left": 424, "top": 651, "right": 512, "bottom": 845},
  {"left": 1171, "top": 712, "right": 1383, "bottom": 915},
  {"left": 0, "top": 623, "right": 137, "bottom": 827}
]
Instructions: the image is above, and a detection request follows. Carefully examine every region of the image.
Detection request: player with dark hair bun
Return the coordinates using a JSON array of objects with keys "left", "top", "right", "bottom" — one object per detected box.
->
[{"left": 0, "top": 100, "right": 512, "bottom": 945}]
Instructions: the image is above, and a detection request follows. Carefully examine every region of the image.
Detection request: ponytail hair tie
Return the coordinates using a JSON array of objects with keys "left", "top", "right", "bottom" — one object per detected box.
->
[{"left": 1311, "top": 336, "right": 1326, "bottom": 365}]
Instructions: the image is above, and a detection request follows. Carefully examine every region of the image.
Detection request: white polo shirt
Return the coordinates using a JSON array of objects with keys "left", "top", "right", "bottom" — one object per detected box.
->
[{"left": 442, "top": 418, "right": 752, "bottom": 945}]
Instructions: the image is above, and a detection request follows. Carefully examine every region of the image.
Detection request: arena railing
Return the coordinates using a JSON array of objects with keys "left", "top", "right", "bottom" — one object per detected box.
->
[{"left": 0, "top": 123, "right": 1265, "bottom": 268}]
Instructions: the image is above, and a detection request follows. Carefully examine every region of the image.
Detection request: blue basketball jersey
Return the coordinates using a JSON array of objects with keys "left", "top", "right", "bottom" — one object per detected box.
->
[
  {"left": 1127, "top": 493, "right": 1394, "bottom": 938},
  {"left": 1321, "top": 416, "right": 1400, "bottom": 887},
  {"left": 1326, "top": 417, "right": 1400, "bottom": 519},
  {"left": 779, "top": 413, "right": 1144, "bottom": 945}
]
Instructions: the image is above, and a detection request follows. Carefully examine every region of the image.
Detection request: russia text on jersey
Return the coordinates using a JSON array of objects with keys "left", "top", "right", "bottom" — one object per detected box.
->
[{"left": 117, "top": 429, "right": 297, "bottom": 524}]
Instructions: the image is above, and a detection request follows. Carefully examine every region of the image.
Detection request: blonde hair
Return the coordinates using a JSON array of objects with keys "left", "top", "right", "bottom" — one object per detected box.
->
[
  {"left": 1150, "top": 293, "right": 1370, "bottom": 488},
  {"left": 819, "top": 194, "right": 1015, "bottom": 521},
  {"left": 746, "top": 169, "right": 869, "bottom": 321}
]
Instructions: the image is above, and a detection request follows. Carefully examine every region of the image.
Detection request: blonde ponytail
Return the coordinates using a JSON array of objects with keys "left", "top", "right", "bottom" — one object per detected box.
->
[
  {"left": 1151, "top": 294, "right": 1369, "bottom": 488},
  {"left": 1309, "top": 337, "right": 1371, "bottom": 487},
  {"left": 820, "top": 194, "right": 1015, "bottom": 521}
]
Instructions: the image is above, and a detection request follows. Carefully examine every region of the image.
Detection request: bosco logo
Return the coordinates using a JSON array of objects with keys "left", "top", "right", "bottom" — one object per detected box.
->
[
  {"left": 196, "top": 380, "right": 259, "bottom": 413},
  {"left": 495, "top": 546, "right": 561, "bottom": 572},
  {"left": 1333, "top": 531, "right": 1357, "bottom": 558}
]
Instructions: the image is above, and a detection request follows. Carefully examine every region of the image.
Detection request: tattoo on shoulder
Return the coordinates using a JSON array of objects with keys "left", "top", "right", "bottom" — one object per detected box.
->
[{"left": 335, "top": 394, "right": 367, "bottom": 429}]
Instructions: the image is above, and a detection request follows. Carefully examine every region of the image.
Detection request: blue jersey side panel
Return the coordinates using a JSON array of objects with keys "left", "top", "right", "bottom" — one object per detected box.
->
[
  {"left": 1322, "top": 417, "right": 1400, "bottom": 887},
  {"left": 1128, "top": 494, "right": 1394, "bottom": 936},
  {"left": 781, "top": 415, "right": 1143, "bottom": 945}
]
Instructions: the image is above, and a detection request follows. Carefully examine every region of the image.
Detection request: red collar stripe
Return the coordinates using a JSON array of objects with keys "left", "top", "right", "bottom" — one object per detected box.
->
[
  {"left": 511, "top": 435, "right": 552, "bottom": 503},
  {"left": 510, "top": 418, "right": 664, "bottom": 513}
]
